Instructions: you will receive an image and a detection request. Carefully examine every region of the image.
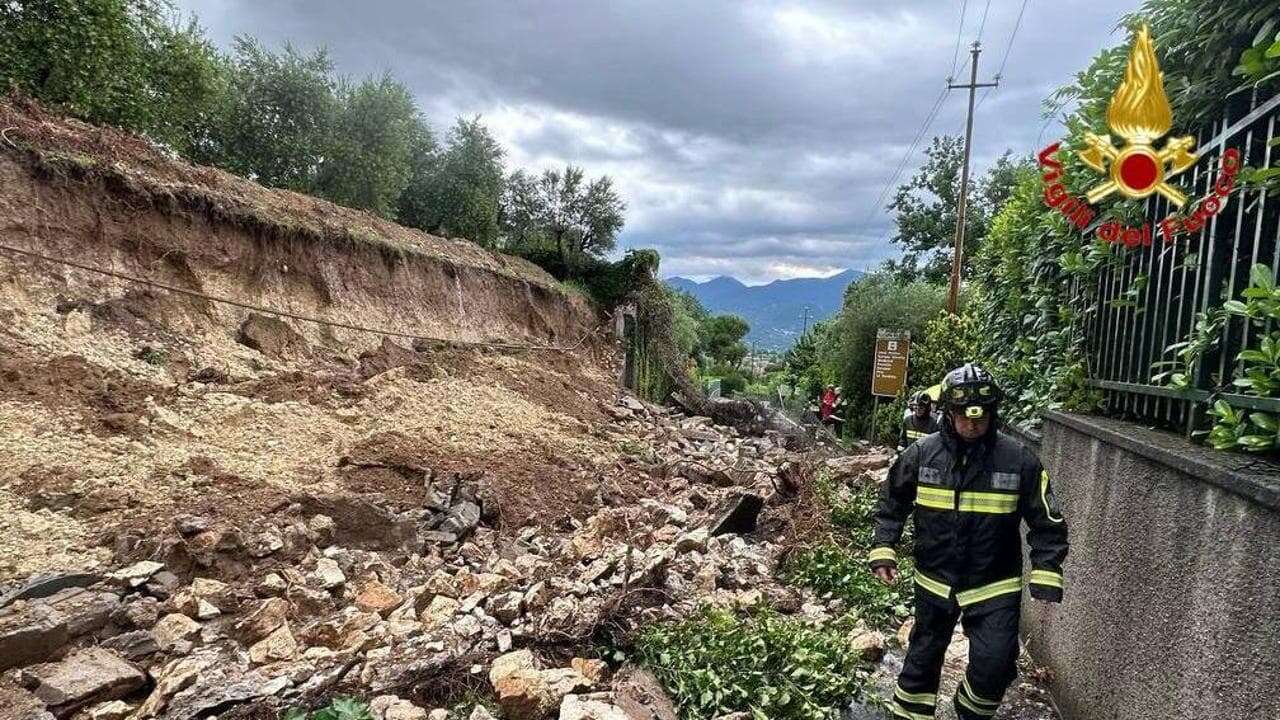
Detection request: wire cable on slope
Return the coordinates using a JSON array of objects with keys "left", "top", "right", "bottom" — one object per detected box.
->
[{"left": 0, "top": 242, "right": 593, "bottom": 353}]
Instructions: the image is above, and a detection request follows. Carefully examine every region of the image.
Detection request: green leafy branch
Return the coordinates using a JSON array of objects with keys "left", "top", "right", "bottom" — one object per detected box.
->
[{"left": 1207, "top": 264, "right": 1280, "bottom": 452}]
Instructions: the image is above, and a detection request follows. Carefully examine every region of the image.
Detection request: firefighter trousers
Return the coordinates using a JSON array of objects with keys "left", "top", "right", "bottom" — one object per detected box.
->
[{"left": 889, "top": 591, "right": 1020, "bottom": 720}]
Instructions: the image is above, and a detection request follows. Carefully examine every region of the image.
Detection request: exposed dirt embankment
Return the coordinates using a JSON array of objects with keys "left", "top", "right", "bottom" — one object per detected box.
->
[
  {"left": 0, "top": 99, "right": 596, "bottom": 356},
  {"left": 0, "top": 100, "right": 612, "bottom": 580}
]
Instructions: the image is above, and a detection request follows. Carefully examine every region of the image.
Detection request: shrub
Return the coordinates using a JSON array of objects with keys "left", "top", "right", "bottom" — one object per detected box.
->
[
  {"left": 783, "top": 544, "right": 914, "bottom": 631},
  {"left": 635, "top": 605, "right": 874, "bottom": 720}
]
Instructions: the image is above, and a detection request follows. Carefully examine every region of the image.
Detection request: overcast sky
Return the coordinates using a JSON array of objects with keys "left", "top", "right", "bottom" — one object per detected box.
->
[{"left": 176, "top": 0, "right": 1138, "bottom": 284}]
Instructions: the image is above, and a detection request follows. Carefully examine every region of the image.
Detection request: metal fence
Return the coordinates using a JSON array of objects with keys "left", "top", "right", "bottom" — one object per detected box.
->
[{"left": 1082, "top": 88, "right": 1280, "bottom": 436}]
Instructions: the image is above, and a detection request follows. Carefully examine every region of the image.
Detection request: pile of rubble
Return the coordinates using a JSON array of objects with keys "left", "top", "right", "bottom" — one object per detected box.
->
[{"left": 0, "top": 395, "right": 889, "bottom": 720}]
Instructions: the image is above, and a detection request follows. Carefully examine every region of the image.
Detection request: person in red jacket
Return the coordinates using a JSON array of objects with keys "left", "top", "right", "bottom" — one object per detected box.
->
[{"left": 819, "top": 384, "right": 836, "bottom": 421}]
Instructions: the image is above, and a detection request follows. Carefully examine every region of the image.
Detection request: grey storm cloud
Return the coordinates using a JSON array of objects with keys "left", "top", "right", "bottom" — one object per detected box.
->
[{"left": 178, "top": 0, "right": 1138, "bottom": 283}]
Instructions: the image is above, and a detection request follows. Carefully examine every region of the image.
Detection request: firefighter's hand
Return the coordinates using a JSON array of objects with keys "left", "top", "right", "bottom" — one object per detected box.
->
[{"left": 873, "top": 566, "right": 898, "bottom": 585}]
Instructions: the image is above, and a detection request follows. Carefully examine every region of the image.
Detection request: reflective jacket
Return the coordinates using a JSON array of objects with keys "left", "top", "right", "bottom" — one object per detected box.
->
[
  {"left": 897, "top": 413, "right": 940, "bottom": 451},
  {"left": 869, "top": 426, "right": 1069, "bottom": 609}
]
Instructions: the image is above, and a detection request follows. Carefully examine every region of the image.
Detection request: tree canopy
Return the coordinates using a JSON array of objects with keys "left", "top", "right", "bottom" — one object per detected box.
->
[{"left": 885, "top": 136, "right": 1024, "bottom": 284}]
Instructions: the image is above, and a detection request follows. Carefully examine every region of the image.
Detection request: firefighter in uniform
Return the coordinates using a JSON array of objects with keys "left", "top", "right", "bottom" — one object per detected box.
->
[
  {"left": 869, "top": 364, "right": 1068, "bottom": 720},
  {"left": 898, "top": 390, "right": 940, "bottom": 451}
]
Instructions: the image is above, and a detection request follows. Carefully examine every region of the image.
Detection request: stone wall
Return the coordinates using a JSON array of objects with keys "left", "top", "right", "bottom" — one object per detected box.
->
[{"left": 1021, "top": 411, "right": 1280, "bottom": 720}]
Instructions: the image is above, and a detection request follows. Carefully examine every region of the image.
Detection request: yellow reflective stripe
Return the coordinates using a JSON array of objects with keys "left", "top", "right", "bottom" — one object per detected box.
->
[
  {"left": 905, "top": 429, "right": 926, "bottom": 438},
  {"left": 956, "top": 691, "right": 996, "bottom": 717},
  {"left": 916, "top": 487, "right": 1017, "bottom": 514},
  {"left": 1041, "top": 470, "right": 1064, "bottom": 523},
  {"left": 894, "top": 684, "right": 937, "bottom": 706},
  {"left": 914, "top": 569, "right": 952, "bottom": 599},
  {"left": 956, "top": 576, "right": 1023, "bottom": 607},
  {"left": 962, "top": 677, "right": 999, "bottom": 707},
  {"left": 956, "top": 491, "right": 1018, "bottom": 514},
  {"left": 869, "top": 547, "right": 897, "bottom": 563},
  {"left": 960, "top": 490, "right": 1018, "bottom": 507},
  {"left": 891, "top": 701, "right": 934, "bottom": 720},
  {"left": 915, "top": 486, "right": 955, "bottom": 511},
  {"left": 1029, "top": 569, "right": 1064, "bottom": 588}
]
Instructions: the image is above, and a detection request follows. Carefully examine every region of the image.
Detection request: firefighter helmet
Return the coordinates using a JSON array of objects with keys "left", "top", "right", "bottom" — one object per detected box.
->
[{"left": 940, "top": 363, "right": 1002, "bottom": 419}]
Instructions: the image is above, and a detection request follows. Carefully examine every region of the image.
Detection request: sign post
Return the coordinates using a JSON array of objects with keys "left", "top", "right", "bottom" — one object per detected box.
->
[{"left": 869, "top": 329, "right": 911, "bottom": 442}]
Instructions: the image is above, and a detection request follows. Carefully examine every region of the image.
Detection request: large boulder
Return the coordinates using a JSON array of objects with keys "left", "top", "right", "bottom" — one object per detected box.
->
[
  {"left": 490, "top": 650, "right": 554, "bottom": 720},
  {"left": 248, "top": 624, "right": 297, "bottom": 665},
  {"left": 0, "top": 601, "right": 69, "bottom": 671},
  {"left": 612, "top": 665, "right": 677, "bottom": 720},
  {"left": 559, "top": 694, "right": 629, "bottom": 720},
  {"left": 710, "top": 493, "right": 764, "bottom": 536},
  {"left": 20, "top": 648, "right": 145, "bottom": 716},
  {"left": 237, "top": 313, "right": 307, "bottom": 358},
  {"left": 235, "top": 598, "right": 289, "bottom": 644},
  {"left": 355, "top": 580, "right": 403, "bottom": 617},
  {"left": 370, "top": 695, "right": 429, "bottom": 720},
  {"left": 152, "top": 614, "right": 201, "bottom": 652}
]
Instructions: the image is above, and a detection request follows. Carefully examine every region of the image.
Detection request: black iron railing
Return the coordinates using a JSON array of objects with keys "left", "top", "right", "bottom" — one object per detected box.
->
[{"left": 1082, "top": 89, "right": 1280, "bottom": 437}]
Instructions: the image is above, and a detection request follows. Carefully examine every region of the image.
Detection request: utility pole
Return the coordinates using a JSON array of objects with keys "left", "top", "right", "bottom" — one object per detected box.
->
[{"left": 946, "top": 42, "right": 999, "bottom": 314}]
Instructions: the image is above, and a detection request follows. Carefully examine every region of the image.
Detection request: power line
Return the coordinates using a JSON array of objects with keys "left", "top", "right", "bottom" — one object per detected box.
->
[
  {"left": 975, "top": 0, "right": 1031, "bottom": 112},
  {"left": 0, "top": 242, "right": 591, "bottom": 353},
  {"left": 993, "top": 0, "right": 1030, "bottom": 79},
  {"left": 975, "top": 0, "right": 994, "bottom": 44},
  {"left": 948, "top": 0, "right": 971, "bottom": 80},
  {"left": 855, "top": 86, "right": 949, "bottom": 240},
  {"left": 850, "top": 0, "right": 976, "bottom": 261}
]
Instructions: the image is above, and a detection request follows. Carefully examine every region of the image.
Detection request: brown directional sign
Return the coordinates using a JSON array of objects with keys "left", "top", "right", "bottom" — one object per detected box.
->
[{"left": 871, "top": 329, "right": 910, "bottom": 398}]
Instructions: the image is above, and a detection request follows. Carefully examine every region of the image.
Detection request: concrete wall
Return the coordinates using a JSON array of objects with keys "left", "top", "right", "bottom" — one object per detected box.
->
[{"left": 1020, "top": 411, "right": 1280, "bottom": 720}]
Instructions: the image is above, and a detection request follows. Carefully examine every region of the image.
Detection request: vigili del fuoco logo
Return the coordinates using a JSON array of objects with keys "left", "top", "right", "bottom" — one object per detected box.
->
[{"left": 1038, "top": 24, "right": 1241, "bottom": 248}]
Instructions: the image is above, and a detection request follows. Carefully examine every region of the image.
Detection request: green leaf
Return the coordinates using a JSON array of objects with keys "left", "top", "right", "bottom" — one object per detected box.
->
[
  {"left": 1248, "top": 412, "right": 1278, "bottom": 432},
  {"left": 1224, "top": 300, "right": 1249, "bottom": 315},
  {"left": 283, "top": 709, "right": 310, "bottom": 720},
  {"left": 1239, "top": 434, "right": 1276, "bottom": 451},
  {"left": 1251, "top": 264, "right": 1276, "bottom": 291}
]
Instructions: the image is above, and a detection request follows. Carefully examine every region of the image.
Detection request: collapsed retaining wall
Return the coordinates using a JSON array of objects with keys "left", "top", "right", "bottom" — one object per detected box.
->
[
  {"left": 1021, "top": 411, "right": 1280, "bottom": 720},
  {"left": 0, "top": 100, "right": 598, "bottom": 354}
]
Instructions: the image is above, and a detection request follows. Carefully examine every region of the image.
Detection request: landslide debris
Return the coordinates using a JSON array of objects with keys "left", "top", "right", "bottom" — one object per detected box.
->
[{"left": 1, "top": 374, "right": 874, "bottom": 719}]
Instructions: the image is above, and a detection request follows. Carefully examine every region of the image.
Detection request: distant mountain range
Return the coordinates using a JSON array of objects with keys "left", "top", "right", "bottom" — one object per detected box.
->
[{"left": 665, "top": 269, "right": 865, "bottom": 350}]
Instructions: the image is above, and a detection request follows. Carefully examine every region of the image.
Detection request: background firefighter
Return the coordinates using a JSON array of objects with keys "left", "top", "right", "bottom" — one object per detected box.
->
[
  {"left": 869, "top": 364, "right": 1069, "bottom": 720},
  {"left": 898, "top": 390, "right": 940, "bottom": 451}
]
